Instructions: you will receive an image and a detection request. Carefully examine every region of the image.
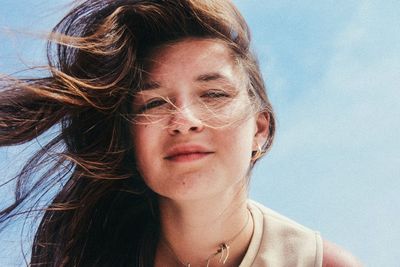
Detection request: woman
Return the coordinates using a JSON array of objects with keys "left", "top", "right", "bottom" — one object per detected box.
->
[{"left": 0, "top": 0, "right": 362, "bottom": 266}]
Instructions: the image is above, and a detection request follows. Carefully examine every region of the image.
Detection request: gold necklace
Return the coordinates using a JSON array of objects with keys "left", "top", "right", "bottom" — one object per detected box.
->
[{"left": 161, "top": 210, "right": 251, "bottom": 267}]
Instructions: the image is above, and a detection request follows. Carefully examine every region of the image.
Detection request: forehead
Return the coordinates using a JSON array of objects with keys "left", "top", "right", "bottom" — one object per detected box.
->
[{"left": 143, "top": 38, "right": 240, "bottom": 83}]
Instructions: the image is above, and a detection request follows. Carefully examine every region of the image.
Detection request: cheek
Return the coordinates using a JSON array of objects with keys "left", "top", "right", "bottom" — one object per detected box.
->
[
  {"left": 210, "top": 99, "right": 253, "bottom": 127},
  {"left": 221, "top": 122, "right": 255, "bottom": 172},
  {"left": 233, "top": 135, "right": 253, "bottom": 165},
  {"left": 131, "top": 125, "right": 154, "bottom": 171}
]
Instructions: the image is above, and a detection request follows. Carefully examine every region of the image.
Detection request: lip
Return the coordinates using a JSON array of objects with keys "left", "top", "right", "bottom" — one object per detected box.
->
[{"left": 164, "top": 144, "right": 214, "bottom": 162}]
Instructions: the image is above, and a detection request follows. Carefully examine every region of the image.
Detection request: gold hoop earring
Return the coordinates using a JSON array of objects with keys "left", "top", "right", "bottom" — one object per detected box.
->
[{"left": 251, "top": 144, "right": 265, "bottom": 162}]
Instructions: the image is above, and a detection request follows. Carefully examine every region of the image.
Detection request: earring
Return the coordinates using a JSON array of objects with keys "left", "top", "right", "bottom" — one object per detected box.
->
[{"left": 251, "top": 144, "right": 265, "bottom": 162}]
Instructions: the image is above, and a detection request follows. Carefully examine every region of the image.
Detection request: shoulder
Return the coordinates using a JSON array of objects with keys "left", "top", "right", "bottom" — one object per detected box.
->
[
  {"left": 323, "top": 239, "right": 363, "bottom": 267},
  {"left": 249, "top": 200, "right": 320, "bottom": 236},
  {"left": 247, "top": 200, "right": 324, "bottom": 265},
  {"left": 248, "top": 201, "right": 363, "bottom": 267}
]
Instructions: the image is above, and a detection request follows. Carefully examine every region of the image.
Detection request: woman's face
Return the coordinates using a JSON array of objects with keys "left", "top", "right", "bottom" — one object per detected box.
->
[{"left": 131, "top": 38, "right": 268, "bottom": 201}]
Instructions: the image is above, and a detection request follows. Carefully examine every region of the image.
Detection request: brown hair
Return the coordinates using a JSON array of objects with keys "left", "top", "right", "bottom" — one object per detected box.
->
[{"left": 0, "top": 0, "right": 275, "bottom": 266}]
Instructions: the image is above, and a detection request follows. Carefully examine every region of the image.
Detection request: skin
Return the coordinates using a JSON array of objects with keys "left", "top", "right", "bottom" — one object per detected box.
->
[
  {"left": 132, "top": 39, "right": 267, "bottom": 202},
  {"left": 132, "top": 38, "right": 268, "bottom": 266},
  {"left": 131, "top": 38, "right": 363, "bottom": 266}
]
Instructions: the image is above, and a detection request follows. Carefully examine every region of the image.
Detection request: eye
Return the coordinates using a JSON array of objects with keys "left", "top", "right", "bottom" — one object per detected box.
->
[
  {"left": 139, "top": 98, "right": 167, "bottom": 112},
  {"left": 202, "top": 90, "right": 230, "bottom": 98}
]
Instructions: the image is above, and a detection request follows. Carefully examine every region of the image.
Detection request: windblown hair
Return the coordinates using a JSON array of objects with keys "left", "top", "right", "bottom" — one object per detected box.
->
[{"left": 0, "top": 0, "right": 275, "bottom": 266}]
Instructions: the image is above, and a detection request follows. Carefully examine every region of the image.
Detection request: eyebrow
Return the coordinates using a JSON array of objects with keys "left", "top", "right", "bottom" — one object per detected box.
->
[
  {"left": 141, "top": 80, "right": 161, "bottom": 91},
  {"left": 195, "top": 72, "right": 232, "bottom": 84},
  {"left": 141, "top": 72, "right": 233, "bottom": 91}
]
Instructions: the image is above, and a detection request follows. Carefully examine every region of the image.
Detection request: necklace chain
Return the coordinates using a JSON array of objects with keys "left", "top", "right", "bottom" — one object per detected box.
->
[{"left": 161, "top": 210, "right": 251, "bottom": 267}]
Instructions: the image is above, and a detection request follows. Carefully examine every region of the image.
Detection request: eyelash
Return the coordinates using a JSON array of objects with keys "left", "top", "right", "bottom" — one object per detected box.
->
[
  {"left": 138, "top": 90, "right": 231, "bottom": 112},
  {"left": 201, "top": 90, "right": 230, "bottom": 98},
  {"left": 139, "top": 98, "right": 167, "bottom": 112}
]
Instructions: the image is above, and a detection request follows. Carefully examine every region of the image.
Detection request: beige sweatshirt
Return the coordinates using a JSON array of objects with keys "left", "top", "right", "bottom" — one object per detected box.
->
[{"left": 239, "top": 200, "right": 323, "bottom": 267}]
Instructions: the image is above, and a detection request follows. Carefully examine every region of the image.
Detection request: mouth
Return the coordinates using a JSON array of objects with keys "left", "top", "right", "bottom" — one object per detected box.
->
[
  {"left": 165, "top": 152, "right": 214, "bottom": 162},
  {"left": 164, "top": 145, "right": 214, "bottom": 162}
]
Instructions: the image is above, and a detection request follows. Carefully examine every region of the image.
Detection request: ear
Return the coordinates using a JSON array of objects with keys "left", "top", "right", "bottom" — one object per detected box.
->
[{"left": 253, "top": 112, "right": 270, "bottom": 150}]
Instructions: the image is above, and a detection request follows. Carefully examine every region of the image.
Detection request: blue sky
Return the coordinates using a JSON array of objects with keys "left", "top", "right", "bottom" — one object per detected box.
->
[{"left": 1, "top": 0, "right": 399, "bottom": 266}]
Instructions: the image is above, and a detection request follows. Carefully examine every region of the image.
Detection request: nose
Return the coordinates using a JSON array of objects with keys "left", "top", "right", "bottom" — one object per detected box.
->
[{"left": 167, "top": 103, "right": 204, "bottom": 135}]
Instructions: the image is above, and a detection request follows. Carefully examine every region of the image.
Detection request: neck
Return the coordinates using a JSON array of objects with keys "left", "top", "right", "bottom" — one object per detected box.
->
[{"left": 155, "top": 185, "right": 253, "bottom": 267}]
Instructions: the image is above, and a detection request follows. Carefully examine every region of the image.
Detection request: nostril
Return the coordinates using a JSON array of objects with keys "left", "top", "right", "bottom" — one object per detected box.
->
[
  {"left": 167, "top": 117, "right": 204, "bottom": 135},
  {"left": 189, "top": 126, "right": 198, "bottom": 131}
]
